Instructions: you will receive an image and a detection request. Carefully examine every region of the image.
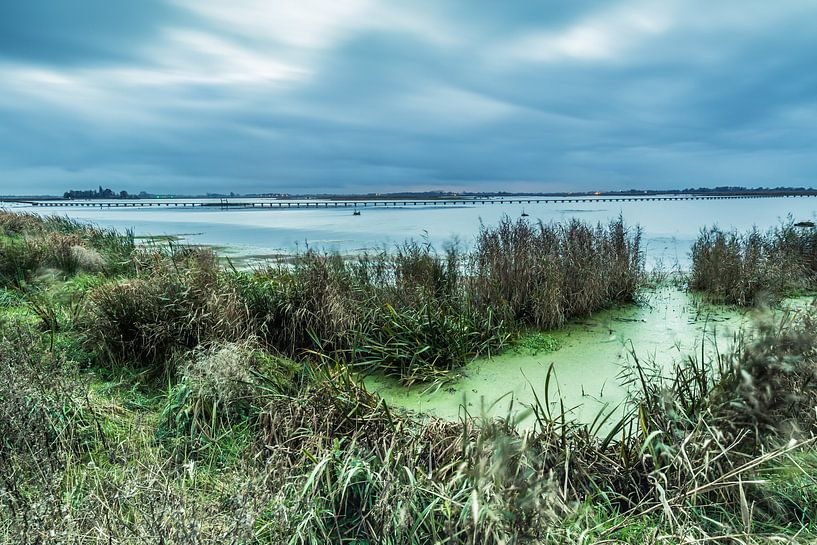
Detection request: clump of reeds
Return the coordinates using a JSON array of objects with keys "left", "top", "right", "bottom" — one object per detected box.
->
[
  {"left": 469, "top": 216, "right": 643, "bottom": 329},
  {"left": 0, "top": 236, "right": 43, "bottom": 286},
  {"left": 351, "top": 242, "right": 512, "bottom": 382},
  {"left": 0, "top": 209, "right": 44, "bottom": 235},
  {"left": 356, "top": 302, "right": 508, "bottom": 383},
  {"left": 36, "top": 231, "right": 112, "bottom": 275},
  {"left": 235, "top": 251, "right": 362, "bottom": 357},
  {"left": 86, "top": 248, "right": 251, "bottom": 373},
  {"left": 708, "top": 309, "right": 817, "bottom": 441},
  {"left": 158, "top": 340, "right": 301, "bottom": 458},
  {"left": 690, "top": 221, "right": 817, "bottom": 305},
  {"left": 282, "top": 306, "right": 817, "bottom": 544},
  {"left": 233, "top": 217, "right": 641, "bottom": 383},
  {"left": 3, "top": 210, "right": 644, "bottom": 383},
  {"left": 255, "top": 365, "right": 572, "bottom": 543},
  {"left": 619, "top": 306, "right": 817, "bottom": 536}
]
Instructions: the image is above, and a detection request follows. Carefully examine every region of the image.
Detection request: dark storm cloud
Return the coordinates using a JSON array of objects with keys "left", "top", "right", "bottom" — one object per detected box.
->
[
  {"left": 1, "top": 0, "right": 816, "bottom": 195},
  {"left": 0, "top": 0, "right": 183, "bottom": 65}
]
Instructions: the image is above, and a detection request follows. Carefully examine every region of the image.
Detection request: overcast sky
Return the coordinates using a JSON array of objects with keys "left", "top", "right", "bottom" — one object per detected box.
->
[{"left": 2, "top": 1, "right": 816, "bottom": 195}]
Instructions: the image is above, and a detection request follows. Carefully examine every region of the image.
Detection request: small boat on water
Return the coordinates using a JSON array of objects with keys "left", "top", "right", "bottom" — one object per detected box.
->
[
  {"left": 794, "top": 220, "right": 815, "bottom": 228},
  {"left": 521, "top": 210, "right": 529, "bottom": 217},
  {"left": 353, "top": 210, "right": 361, "bottom": 216}
]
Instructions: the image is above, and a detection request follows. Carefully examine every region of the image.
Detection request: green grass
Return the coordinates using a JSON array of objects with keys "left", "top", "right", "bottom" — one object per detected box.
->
[{"left": 0, "top": 286, "right": 23, "bottom": 305}]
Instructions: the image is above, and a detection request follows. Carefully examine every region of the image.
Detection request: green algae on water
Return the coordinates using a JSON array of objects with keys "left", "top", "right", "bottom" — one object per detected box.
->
[{"left": 365, "top": 287, "right": 756, "bottom": 430}]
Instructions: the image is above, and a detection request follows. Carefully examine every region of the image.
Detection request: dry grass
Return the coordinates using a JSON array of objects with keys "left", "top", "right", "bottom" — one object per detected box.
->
[
  {"left": 469, "top": 216, "right": 643, "bottom": 329},
  {"left": 86, "top": 248, "right": 251, "bottom": 373},
  {"left": 690, "top": 221, "right": 817, "bottom": 305},
  {"left": 0, "top": 210, "right": 134, "bottom": 285}
]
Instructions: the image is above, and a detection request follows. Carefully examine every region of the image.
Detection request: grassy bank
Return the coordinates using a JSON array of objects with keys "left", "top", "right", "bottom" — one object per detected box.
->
[{"left": 2, "top": 209, "right": 816, "bottom": 543}]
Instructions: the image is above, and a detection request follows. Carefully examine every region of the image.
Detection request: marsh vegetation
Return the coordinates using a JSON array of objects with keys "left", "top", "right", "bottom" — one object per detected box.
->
[
  {"left": 690, "top": 220, "right": 817, "bottom": 305},
  {"left": 1, "top": 209, "right": 816, "bottom": 543}
]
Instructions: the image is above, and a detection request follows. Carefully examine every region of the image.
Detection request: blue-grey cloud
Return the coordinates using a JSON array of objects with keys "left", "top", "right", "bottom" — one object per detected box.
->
[
  {"left": 1, "top": 0, "right": 816, "bottom": 195},
  {"left": 0, "top": 0, "right": 183, "bottom": 65}
]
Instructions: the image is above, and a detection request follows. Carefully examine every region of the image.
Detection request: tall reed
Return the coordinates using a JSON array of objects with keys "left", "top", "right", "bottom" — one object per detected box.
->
[
  {"left": 5, "top": 209, "right": 643, "bottom": 382},
  {"left": 87, "top": 248, "right": 250, "bottom": 373},
  {"left": 469, "top": 216, "right": 643, "bottom": 329},
  {"left": 233, "top": 216, "right": 643, "bottom": 381},
  {"left": 690, "top": 221, "right": 817, "bottom": 304}
]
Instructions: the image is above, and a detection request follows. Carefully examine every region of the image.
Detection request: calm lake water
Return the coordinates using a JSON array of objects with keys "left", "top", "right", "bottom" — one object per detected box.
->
[{"left": 6, "top": 196, "right": 817, "bottom": 268}]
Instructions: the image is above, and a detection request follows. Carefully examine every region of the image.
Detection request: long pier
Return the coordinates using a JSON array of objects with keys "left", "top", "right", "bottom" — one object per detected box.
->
[{"left": 3, "top": 193, "right": 815, "bottom": 209}]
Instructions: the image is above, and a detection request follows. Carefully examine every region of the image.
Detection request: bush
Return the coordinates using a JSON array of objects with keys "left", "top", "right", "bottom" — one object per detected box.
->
[
  {"left": 159, "top": 341, "right": 301, "bottom": 452},
  {"left": 86, "top": 249, "right": 250, "bottom": 372},
  {"left": 0, "top": 237, "right": 43, "bottom": 286}
]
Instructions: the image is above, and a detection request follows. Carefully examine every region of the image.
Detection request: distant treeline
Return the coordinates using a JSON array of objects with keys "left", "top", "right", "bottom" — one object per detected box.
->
[
  {"left": 63, "top": 187, "right": 154, "bottom": 200},
  {"left": 589, "top": 186, "right": 817, "bottom": 196},
  {"left": 50, "top": 185, "right": 817, "bottom": 201},
  {"left": 248, "top": 186, "right": 817, "bottom": 200},
  {"left": 463, "top": 186, "right": 817, "bottom": 198}
]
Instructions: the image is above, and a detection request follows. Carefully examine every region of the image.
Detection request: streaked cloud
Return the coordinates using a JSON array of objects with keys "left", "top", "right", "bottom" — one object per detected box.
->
[
  {"left": 494, "top": 2, "right": 674, "bottom": 63},
  {"left": 1, "top": 0, "right": 816, "bottom": 194}
]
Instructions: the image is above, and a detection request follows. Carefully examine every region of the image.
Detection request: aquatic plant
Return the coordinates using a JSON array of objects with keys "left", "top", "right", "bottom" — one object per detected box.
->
[
  {"left": 469, "top": 216, "right": 643, "bottom": 329},
  {"left": 690, "top": 221, "right": 817, "bottom": 304},
  {"left": 512, "top": 331, "right": 561, "bottom": 355}
]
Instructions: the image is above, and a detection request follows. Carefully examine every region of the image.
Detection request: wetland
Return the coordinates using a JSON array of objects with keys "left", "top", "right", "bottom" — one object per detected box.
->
[{"left": 3, "top": 203, "right": 817, "bottom": 543}]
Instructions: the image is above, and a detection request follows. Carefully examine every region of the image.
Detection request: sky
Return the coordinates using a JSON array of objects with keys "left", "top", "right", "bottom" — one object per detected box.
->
[{"left": 1, "top": 1, "right": 817, "bottom": 195}]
